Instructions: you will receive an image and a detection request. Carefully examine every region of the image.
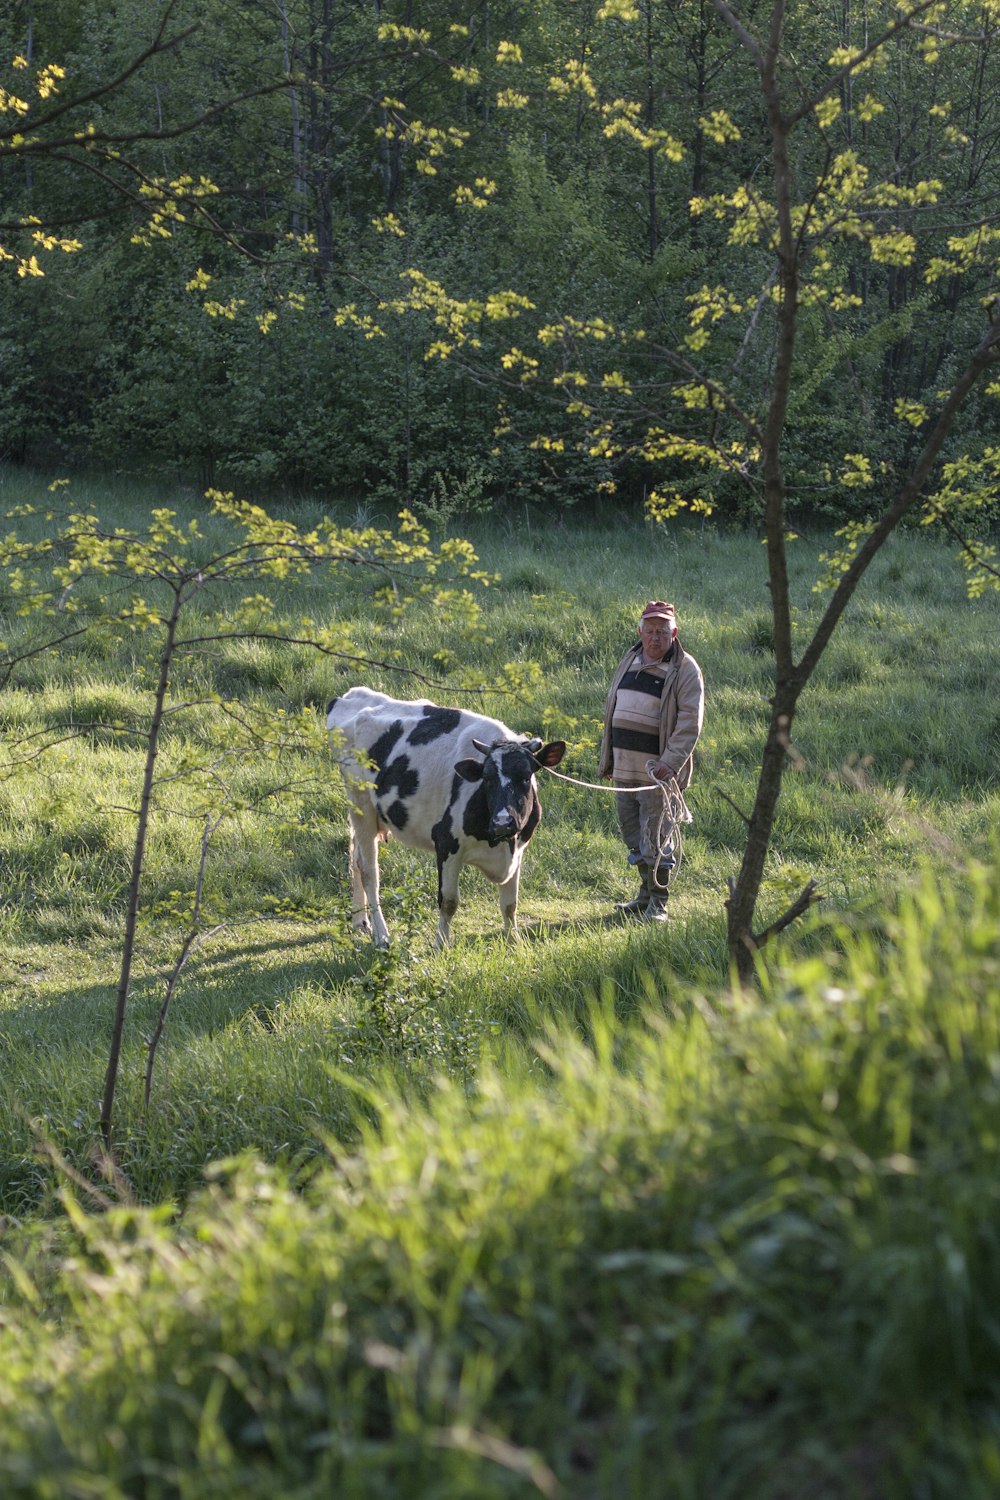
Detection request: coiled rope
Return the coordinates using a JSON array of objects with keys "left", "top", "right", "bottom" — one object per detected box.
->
[{"left": 536, "top": 761, "right": 688, "bottom": 886}]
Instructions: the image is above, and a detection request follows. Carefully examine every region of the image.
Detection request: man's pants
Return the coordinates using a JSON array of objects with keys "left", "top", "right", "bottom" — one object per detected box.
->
[{"left": 615, "top": 787, "right": 676, "bottom": 891}]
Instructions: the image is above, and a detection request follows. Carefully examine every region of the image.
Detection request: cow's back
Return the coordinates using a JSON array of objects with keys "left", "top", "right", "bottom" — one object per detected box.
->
[{"left": 328, "top": 688, "right": 515, "bottom": 851}]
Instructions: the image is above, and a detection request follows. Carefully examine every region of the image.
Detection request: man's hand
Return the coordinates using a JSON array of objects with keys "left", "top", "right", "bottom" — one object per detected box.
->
[{"left": 652, "top": 764, "right": 676, "bottom": 782}]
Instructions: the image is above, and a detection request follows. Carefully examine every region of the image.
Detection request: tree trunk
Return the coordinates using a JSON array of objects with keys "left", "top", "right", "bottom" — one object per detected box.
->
[
  {"left": 279, "top": 0, "right": 305, "bottom": 237},
  {"left": 725, "top": 686, "right": 800, "bottom": 982},
  {"left": 100, "top": 588, "right": 184, "bottom": 1146},
  {"left": 644, "top": 0, "right": 660, "bottom": 261}
]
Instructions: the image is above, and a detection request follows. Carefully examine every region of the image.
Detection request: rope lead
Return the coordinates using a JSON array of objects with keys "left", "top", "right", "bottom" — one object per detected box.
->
[{"left": 536, "top": 760, "right": 687, "bottom": 887}]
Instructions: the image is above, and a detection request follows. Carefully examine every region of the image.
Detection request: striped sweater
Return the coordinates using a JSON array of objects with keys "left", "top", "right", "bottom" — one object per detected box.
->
[
  {"left": 598, "top": 638, "right": 705, "bottom": 792},
  {"left": 608, "top": 650, "right": 672, "bottom": 787}
]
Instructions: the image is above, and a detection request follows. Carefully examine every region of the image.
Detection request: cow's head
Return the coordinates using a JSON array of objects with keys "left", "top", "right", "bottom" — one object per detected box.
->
[{"left": 455, "top": 736, "right": 566, "bottom": 845}]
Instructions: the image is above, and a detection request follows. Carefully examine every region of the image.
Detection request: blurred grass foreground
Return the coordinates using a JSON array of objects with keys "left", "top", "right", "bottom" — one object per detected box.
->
[{"left": 2, "top": 855, "right": 999, "bottom": 1498}]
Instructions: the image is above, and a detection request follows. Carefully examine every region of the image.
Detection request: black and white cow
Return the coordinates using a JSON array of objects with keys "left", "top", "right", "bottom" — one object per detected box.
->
[{"left": 326, "top": 687, "right": 566, "bottom": 946}]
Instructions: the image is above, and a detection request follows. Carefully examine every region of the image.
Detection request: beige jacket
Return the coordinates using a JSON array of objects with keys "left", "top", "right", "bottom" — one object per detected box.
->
[{"left": 598, "top": 639, "right": 704, "bottom": 790}]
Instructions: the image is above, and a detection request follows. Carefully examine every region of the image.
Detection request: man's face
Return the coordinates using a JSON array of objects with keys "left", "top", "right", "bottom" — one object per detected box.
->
[{"left": 639, "top": 614, "right": 675, "bottom": 662}]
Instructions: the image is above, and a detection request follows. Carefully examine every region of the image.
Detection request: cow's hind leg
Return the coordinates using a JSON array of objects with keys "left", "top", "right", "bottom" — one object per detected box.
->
[
  {"left": 348, "top": 806, "right": 390, "bottom": 947},
  {"left": 498, "top": 866, "right": 521, "bottom": 941}
]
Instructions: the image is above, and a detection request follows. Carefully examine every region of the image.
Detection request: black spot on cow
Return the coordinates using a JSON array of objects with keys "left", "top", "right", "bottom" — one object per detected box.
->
[
  {"left": 431, "top": 803, "right": 461, "bottom": 906},
  {"left": 326, "top": 696, "right": 339, "bottom": 717},
  {"left": 499, "top": 746, "right": 535, "bottom": 785},
  {"left": 408, "top": 705, "right": 462, "bottom": 746},
  {"left": 462, "top": 782, "right": 500, "bottom": 844},
  {"left": 431, "top": 802, "right": 460, "bottom": 862},
  {"left": 386, "top": 799, "right": 410, "bottom": 831},
  {"left": 367, "top": 719, "right": 404, "bottom": 771},
  {"left": 517, "top": 789, "right": 541, "bottom": 846},
  {"left": 375, "top": 752, "right": 419, "bottom": 809}
]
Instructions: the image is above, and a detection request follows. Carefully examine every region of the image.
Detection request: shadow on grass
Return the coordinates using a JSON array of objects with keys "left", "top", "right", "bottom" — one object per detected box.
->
[
  {"left": 0, "top": 922, "right": 382, "bottom": 1215},
  {"left": 0, "top": 923, "right": 362, "bottom": 1041},
  {"left": 517, "top": 910, "right": 661, "bottom": 939}
]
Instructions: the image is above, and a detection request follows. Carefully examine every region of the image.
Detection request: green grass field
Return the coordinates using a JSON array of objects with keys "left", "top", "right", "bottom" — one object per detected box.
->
[{"left": 1, "top": 470, "right": 998, "bottom": 1495}]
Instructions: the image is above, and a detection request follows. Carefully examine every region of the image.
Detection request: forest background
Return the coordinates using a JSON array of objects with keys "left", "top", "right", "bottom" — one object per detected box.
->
[{"left": 6, "top": 0, "right": 1000, "bottom": 525}]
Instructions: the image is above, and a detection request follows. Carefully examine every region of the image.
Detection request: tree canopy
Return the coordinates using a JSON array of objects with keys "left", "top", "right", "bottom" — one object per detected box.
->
[{"left": 2, "top": 0, "right": 999, "bottom": 538}]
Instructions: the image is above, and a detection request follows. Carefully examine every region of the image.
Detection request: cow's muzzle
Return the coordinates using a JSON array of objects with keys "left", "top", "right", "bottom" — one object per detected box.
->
[{"left": 488, "top": 808, "right": 517, "bottom": 846}]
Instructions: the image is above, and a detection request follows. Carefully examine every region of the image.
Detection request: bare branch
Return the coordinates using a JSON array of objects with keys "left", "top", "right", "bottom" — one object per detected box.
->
[
  {"left": 731, "top": 265, "right": 779, "bottom": 375},
  {"left": 0, "top": 724, "right": 152, "bottom": 774},
  {"left": 798, "top": 318, "right": 1000, "bottom": 685},
  {"left": 144, "top": 814, "right": 225, "bottom": 1109},
  {"left": 713, "top": 0, "right": 765, "bottom": 69},
  {"left": 9, "top": 77, "right": 297, "bottom": 158},
  {"left": 640, "top": 344, "right": 765, "bottom": 445},
  {"left": 713, "top": 785, "right": 752, "bottom": 826},
  {"left": 924, "top": 508, "right": 1000, "bottom": 585},
  {"left": 752, "top": 879, "right": 822, "bottom": 948},
  {"left": 172, "top": 631, "right": 488, "bottom": 693},
  {"left": 786, "top": 0, "right": 942, "bottom": 129},
  {"left": 0, "top": 2, "right": 192, "bottom": 145},
  {"left": 0, "top": 624, "right": 96, "bottom": 685}
]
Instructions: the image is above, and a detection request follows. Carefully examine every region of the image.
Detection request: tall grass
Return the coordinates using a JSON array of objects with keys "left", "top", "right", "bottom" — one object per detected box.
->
[
  {"left": 2, "top": 863, "right": 1000, "bottom": 1496},
  {"left": 1, "top": 471, "right": 998, "bottom": 1493},
  {"left": 0, "top": 471, "right": 997, "bottom": 1212}
]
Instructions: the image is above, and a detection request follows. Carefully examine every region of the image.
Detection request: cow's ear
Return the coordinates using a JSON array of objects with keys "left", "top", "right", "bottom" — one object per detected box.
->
[
  {"left": 534, "top": 740, "right": 567, "bottom": 769},
  {"left": 454, "top": 758, "right": 484, "bottom": 783}
]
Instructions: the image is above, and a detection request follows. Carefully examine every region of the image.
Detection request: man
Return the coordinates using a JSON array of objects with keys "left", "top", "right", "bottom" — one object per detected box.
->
[{"left": 598, "top": 600, "right": 704, "bottom": 922}]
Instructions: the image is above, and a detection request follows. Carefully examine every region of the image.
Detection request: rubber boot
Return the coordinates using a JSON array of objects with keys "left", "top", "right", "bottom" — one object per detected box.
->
[
  {"left": 615, "top": 861, "right": 649, "bottom": 915},
  {"left": 642, "top": 889, "right": 670, "bottom": 923},
  {"left": 642, "top": 861, "right": 671, "bottom": 922}
]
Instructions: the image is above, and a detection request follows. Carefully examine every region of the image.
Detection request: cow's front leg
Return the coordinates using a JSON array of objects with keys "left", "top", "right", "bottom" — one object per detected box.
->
[
  {"left": 346, "top": 820, "right": 371, "bottom": 937},
  {"left": 436, "top": 851, "right": 461, "bottom": 948},
  {"left": 348, "top": 808, "right": 389, "bottom": 947},
  {"left": 498, "top": 866, "right": 521, "bottom": 940}
]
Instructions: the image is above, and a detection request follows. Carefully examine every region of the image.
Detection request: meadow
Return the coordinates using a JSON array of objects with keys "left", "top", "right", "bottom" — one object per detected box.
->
[{"left": 0, "top": 470, "right": 998, "bottom": 1496}]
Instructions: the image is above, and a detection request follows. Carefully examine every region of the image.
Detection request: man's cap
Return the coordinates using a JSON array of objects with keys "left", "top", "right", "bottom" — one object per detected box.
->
[{"left": 640, "top": 600, "right": 676, "bottom": 623}]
